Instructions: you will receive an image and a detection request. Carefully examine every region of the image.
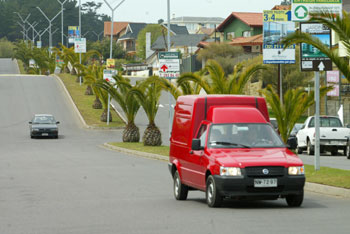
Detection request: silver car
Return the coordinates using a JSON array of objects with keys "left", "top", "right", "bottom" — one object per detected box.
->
[{"left": 29, "top": 114, "right": 60, "bottom": 139}]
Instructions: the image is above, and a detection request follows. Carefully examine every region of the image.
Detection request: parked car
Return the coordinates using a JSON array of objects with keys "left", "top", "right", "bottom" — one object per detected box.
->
[
  {"left": 169, "top": 95, "right": 305, "bottom": 208},
  {"left": 296, "top": 116, "right": 350, "bottom": 155},
  {"left": 287, "top": 123, "right": 304, "bottom": 150},
  {"left": 29, "top": 114, "right": 60, "bottom": 139}
]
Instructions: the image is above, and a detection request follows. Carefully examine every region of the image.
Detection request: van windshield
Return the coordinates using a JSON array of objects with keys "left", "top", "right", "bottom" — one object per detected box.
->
[{"left": 208, "top": 123, "right": 285, "bottom": 148}]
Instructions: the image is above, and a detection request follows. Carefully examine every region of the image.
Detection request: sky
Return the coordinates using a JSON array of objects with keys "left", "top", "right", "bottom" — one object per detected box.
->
[{"left": 84, "top": 0, "right": 285, "bottom": 23}]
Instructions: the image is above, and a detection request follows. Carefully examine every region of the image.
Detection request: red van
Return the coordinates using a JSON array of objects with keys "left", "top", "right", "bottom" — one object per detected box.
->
[{"left": 168, "top": 95, "right": 305, "bottom": 207}]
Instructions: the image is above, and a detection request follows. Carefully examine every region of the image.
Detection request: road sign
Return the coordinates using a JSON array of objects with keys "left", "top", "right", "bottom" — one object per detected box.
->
[
  {"left": 74, "top": 38, "right": 86, "bottom": 53},
  {"left": 37, "top": 41, "right": 42, "bottom": 49},
  {"left": 292, "top": 0, "right": 342, "bottom": 21},
  {"left": 106, "top": 59, "right": 115, "bottom": 70},
  {"left": 327, "top": 71, "right": 339, "bottom": 83},
  {"left": 300, "top": 23, "right": 332, "bottom": 71},
  {"left": 103, "top": 69, "right": 117, "bottom": 84},
  {"left": 263, "top": 10, "right": 295, "bottom": 64},
  {"left": 158, "top": 52, "right": 180, "bottom": 78}
]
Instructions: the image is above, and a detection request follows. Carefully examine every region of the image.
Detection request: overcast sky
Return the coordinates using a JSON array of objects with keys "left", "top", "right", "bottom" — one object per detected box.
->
[{"left": 85, "top": 0, "right": 284, "bottom": 23}]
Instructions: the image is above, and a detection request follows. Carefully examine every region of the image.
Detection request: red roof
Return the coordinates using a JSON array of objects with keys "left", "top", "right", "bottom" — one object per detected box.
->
[
  {"left": 271, "top": 5, "right": 291, "bottom": 10},
  {"left": 104, "top": 22, "right": 129, "bottom": 37},
  {"left": 229, "top": 34, "right": 263, "bottom": 46},
  {"left": 217, "top": 12, "right": 262, "bottom": 32}
]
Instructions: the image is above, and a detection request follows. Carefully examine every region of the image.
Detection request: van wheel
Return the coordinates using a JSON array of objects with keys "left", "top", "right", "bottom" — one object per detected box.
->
[
  {"left": 346, "top": 142, "right": 350, "bottom": 159},
  {"left": 206, "top": 175, "right": 222, "bottom": 208},
  {"left": 331, "top": 150, "right": 338, "bottom": 156},
  {"left": 286, "top": 190, "right": 304, "bottom": 207},
  {"left": 297, "top": 146, "right": 303, "bottom": 154},
  {"left": 307, "top": 140, "right": 314, "bottom": 155},
  {"left": 173, "top": 171, "right": 188, "bottom": 200}
]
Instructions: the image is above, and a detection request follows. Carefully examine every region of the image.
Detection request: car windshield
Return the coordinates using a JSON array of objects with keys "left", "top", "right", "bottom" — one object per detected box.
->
[
  {"left": 291, "top": 124, "right": 303, "bottom": 135},
  {"left": 208, "top": 123, "right": 285, "bottom": 148},
  {"left": 308, "top": 117, "right": 343, "bottom": 127},
  {"left": 33, "top": 116, "right": 56, "bottom": 124}
]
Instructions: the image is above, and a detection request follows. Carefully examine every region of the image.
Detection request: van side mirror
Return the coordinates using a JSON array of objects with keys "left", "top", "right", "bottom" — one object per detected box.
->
[{"left": 192, "top": 139, "right": 202, "bottom": 150}]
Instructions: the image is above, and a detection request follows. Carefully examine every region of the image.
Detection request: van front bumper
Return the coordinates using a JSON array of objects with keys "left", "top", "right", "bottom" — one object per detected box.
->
[{"left": 213, "top": 175, "right": 305, "bottom": 197}]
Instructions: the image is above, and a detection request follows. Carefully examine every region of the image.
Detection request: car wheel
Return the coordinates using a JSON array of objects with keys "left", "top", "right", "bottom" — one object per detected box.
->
[
  {"left": 286, "top": 190, "right": 304, "bottom": 207},
  {"left": 206, "top": 175, "right": 222, "bottom": 208},
  {"left": 173, "top": 171, "right": 188, "bottom": 200},
  {"left": 307, "top": 140, "right": 314, "bottom": 155},
  {"left": 30, "top": 135, "right": 34, "bottom": 139},
  {"left": 346, "top": 142, "right": 350, "bottom": 159},
  {"left": 331, "top": 149, "right": 338, "bottom": 156}
]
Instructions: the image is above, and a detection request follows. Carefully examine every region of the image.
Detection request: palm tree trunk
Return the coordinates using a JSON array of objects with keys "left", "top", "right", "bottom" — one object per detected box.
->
[
  {"left": 85, "top": 85, "right": 94, "bottom": 95},
  {"left": 143, "top": 123, "right": 162, "bottom": 146},
  {"left": 100, "top": 109, "right": 112, "bottom": 122},
  {"left": 123, "top": 122, "right": 140, "bottom": 142},
  {"left": 92, "top": 96, "right": 103, "bottom": 109}
]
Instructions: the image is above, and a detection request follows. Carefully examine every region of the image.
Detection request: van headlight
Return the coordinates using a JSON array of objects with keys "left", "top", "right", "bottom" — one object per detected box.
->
[
  {"left": 288, "top": 166, "right": 305, "bottom": 175},
  {"left": 220, "top": 167, "right": 241, "bottom": 176}
]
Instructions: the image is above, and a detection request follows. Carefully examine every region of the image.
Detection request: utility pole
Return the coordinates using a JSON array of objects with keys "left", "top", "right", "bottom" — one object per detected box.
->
[
  {"left": 103, "top": 0, "right": 126, "bottom": 125},
  {"left": 14, "top": 12, "right": 31, "bottom": 41},
  {"left": 36, "top": 7, "right": 62, "bottom": 53},
  {"left": 56, "top": 0, "right": 68, "bottom": 46},
  {"left": 92, "top": 31, "right": 104, "bottom": 41},
  {"left": 167, "top": 0, "right": 173, "bottom": 137}
]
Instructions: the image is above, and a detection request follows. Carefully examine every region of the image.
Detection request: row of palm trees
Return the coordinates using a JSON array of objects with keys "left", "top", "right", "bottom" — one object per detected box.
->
[{"left": 14, "top": 9, "right": 348, "bottom": 146}]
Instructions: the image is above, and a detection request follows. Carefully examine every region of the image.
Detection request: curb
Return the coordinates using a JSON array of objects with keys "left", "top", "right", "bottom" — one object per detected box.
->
[
  {"left": 53, "top": 74, "right": 126, "bottom": 129},
  {"left": 103, "top": 143, "right": 350, "bottom": 199},
  {"left": 103, "top": 143, "right": 169, "bottom": 162},
  {"left": 53, "top": 74, "right": 90, "bottom": 129}
]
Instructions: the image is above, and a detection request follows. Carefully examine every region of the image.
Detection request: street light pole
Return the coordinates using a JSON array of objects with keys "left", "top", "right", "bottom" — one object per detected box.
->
[
  {"left": 36, "top": 7, "right": 62, "bottom": 53},
  {"left": 103, "top": 0, "right": 126, "bottom": 126},
  {"left": 56, "top": 0, "right": 68, "bottom": 45},
  {"left": 14, "top": 12, "right": 31, "bottom": 41},
  {"left": 167, "top": 0, "right": 173, "bottom": 137}
]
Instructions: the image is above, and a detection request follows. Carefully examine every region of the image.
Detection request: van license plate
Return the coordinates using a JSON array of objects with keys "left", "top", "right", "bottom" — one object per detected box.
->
[{"left": 254, "top": 178, "right": 277, "bottom": 188}]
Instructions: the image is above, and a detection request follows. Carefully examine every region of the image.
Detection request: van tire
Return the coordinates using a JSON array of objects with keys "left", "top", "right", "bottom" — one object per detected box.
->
[
  {"left": 346, "top": 142, "right": 350, "bottom": 159},
  {"left": 206, "top": 175, "right": 222, "bottom": 208},
  {"left": 173, "top": 171, "right": 188, "bottom": 200},
  {"left": 331, "top": 149, "right": 338, "bottom": 156},
  {"left": 297, "top": 146, "right": 303, "bottom": 154},
  {"left": 286, "top": 190, "right": 304, "bottom": 207}
]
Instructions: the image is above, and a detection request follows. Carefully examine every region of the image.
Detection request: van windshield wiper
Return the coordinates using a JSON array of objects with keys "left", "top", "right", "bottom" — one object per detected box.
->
[{"left": 209, "top": 141, "right": 251, "bottom": 148}]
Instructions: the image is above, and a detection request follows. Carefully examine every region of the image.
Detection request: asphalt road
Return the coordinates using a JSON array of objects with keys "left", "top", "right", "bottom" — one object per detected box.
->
[{"left": 1, "top": 59, "right": 350, "bottom": 234}]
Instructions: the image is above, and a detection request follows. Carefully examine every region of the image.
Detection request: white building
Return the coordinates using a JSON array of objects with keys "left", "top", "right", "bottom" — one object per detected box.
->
[{"left": 170, "top": 16, "right": 224, "bottom": 34}]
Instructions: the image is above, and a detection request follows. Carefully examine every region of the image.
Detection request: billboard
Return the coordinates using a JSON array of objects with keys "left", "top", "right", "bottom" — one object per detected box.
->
[
  {"left": 68, "top": 26, "right": 80, "bottom": 44},
  {"left": 300, "top": 23, "right": 332, "bottom": 71},
  {"left": 74, "top": 38, "right": 86, "bottom": 53},
  {"left": 158, "top": 52, "right": 180, "bottom": 79},
  {"left": 263, "top": 10, "right": 295, "bottom": 64},
  {"left": 292, "top": 0, "right": 342, "bottom": 21}
]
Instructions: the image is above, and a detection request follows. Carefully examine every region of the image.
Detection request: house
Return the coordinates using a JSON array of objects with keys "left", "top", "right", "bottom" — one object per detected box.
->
[
  {"left": 117, "top": 23, "right": 147, "bottom": 55},
  {"left": 229, "top": 34, "right": 263, "bottom": 53},
  {"left": 151, "top": 34, "right": 207, "bottom": 56},
  {"left": 104, "top": 21, "right": 129, "bottom": 40},
  {"left": 216, "top": 12, "right": 263, "bottom": 42},
  {"left": 161, "top": 24, "right": 189, "bottom": 35},
  {"left": 170, "top": 16, "right": 224, "bottom": 34}
]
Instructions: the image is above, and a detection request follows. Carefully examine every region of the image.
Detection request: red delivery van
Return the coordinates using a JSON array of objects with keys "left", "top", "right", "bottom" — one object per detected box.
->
[{"left": 168, "top": 95, "right": 305, "bottom": 207}]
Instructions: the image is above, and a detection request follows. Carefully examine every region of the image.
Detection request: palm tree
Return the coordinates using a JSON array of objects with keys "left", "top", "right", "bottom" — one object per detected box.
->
[
  {"left": 129, "top": 77, "right": 163, "bottom": 146},
  {"left": 260, "top": 85, "right": 333, "bottom": 143},
  {"left": 177, "top": 59, "right": 265, "bottom": 95},
  {"left": 83, "top": 64, "right": 105, "bottom": 109},
  {"left": 96, "top": 75, "right": 141, "bottom": 142},
  {"left": 282, "top": 10, "right": 350, "bottom": 81}
]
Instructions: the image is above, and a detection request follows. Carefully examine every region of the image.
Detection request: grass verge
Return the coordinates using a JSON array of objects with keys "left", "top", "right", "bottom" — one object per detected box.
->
[
  {"left": 17, "top": 60, "right": 26, "bottom": 74},
  {"left": 58, "top": 73, "right": 124, "bottom": 128},
  {"left": 110, "top": 142, "right": 350, "bottom": 189}
]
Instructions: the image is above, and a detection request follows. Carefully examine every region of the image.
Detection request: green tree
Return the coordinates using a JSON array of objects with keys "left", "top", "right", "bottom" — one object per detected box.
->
[
  {"left": 129, "top": 77, "right": 163, "bottom": 146},
  {"left": 96, "top": 75, "right": 141, "bottom": 142},
  {"left": 260, "top": 85, "right": 333, "bottom": 143},
  {"left": 196, "top": 43, "right": 245, "bottom": 74},
  {"left": 282, "top": 10, "right": 350, "bottom": 81},
  {"left": 136, "top": 24, "right": 166, "bottom": 60},
  {"left": 177, "top": 59, "right": 265, "bottom": 95}
]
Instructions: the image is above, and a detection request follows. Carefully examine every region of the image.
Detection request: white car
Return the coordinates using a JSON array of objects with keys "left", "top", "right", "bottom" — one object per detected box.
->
[{"left": 296, "top": 116, "right": 350, "bottom": 156}]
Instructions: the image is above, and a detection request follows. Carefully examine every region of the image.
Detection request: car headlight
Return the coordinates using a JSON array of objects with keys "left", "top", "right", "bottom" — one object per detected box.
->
[
  {"left": 220, "top": 167, "right": 242, "bottom": 176},
  {"left": 288, "top": 166, "right": 305, "bottom": 175}
]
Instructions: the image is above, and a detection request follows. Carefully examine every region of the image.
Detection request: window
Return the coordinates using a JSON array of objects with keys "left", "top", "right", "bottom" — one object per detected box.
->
[
  {"left": 197, "top": 125, "right": 208, "bottom": 148},
  {"left": 243, "top": 31, "right": 251, "bottom": 37},
  {"left": 226, "top": 32, "right": 235, "bottom": 40},
  {"left": 308, "top": 117, "right": 343, "bottom": 128}
]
